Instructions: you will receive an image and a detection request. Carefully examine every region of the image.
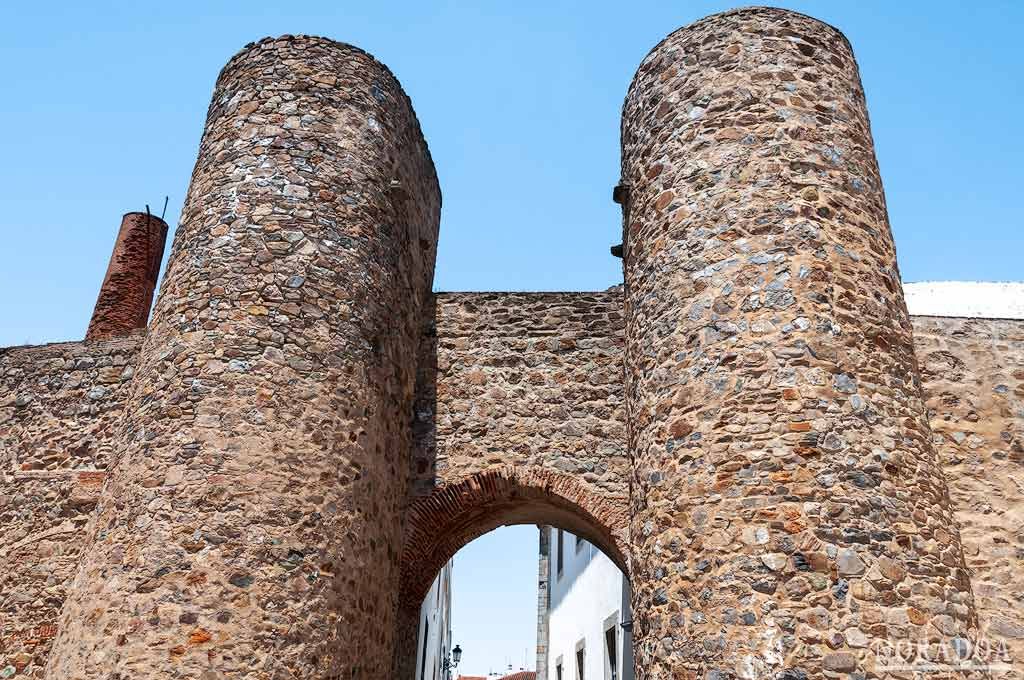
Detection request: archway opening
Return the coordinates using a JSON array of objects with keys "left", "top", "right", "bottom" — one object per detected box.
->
[{"left": 396, "top": 467, "right": 632, "bottom": 680}]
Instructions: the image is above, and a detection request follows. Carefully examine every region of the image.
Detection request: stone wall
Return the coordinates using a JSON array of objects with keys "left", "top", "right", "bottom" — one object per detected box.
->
[
  {"left": 400, "top": 292, "right": 629, "bottom": 615},
  {"left": 412, "top": 292, "right": 627, "bottom": 499},
  {"left": 1, "top": 337, "right": 141, "bottom": 677},
  {"left": 0, "top": 337, "right": 142, "bottom": 473},
  {"left": 3, "top": 297, "right": 1024, "bottom": 678},
  {"left": 3, "top": 10, "right": 1023, "bottom": 679},
  {"left": 916, "top": 316, "right": 1024, "bottom": 676}
]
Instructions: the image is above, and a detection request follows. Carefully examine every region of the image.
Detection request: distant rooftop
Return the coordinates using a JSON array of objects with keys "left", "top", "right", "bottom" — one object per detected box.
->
[{"left": 903, "top": 281, "right": 1024, "bottom": 320}]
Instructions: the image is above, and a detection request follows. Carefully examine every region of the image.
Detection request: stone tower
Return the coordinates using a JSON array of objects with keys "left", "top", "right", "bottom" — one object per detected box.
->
[
  {"left": 45, "top": 36, "right": 440, "bottom": 678},
  {"left": 620, "top": 8, "right": 979, "bottom": 678}
]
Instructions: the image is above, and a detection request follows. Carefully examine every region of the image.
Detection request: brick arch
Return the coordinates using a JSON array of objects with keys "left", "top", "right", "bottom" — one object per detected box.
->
[{"left": 398, "top": 465, "right": 630, "bottom": 608}]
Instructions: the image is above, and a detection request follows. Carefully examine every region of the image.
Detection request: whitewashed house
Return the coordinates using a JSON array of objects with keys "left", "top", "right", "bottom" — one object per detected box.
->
[
  {"left": 416, "top": 560, "right": 456, "bottom": 680},
  {"left": 536, "top": 527, "right": 632, "bottom": 680}
]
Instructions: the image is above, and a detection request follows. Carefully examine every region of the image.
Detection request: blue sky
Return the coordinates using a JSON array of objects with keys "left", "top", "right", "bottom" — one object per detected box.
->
[
  {"left": 452, "top": 526, "right": 542, "bottom": 676},
  {"left": 1, "top": 0, "right": 1021, "bottom": 674}
]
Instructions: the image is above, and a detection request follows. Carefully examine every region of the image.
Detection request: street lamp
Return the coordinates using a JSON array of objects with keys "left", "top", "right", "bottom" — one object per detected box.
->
[{"left": 442, "top": 644, "right": 462, "bottom": 679}]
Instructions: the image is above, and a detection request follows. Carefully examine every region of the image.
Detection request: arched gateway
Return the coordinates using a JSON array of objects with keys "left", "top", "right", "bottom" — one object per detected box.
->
[
  {"left": 400, "top": 466, "right": 629, "bottom": 609},
  {"left": 394, "top": 465, "right": 631, "bottom": 680},
  {"left": 29, "top": 7, "right": 987, "bottom": 680}
]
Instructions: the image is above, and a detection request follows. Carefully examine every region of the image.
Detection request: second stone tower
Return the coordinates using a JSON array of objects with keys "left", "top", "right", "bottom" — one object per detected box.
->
[{"left": 620, "top": 8, "right": 979, "bottom": 678}]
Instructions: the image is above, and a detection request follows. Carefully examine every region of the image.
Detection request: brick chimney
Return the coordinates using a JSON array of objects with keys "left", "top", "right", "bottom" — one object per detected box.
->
[{"left": 85, "top": 212, "right": 169, "bottom": 340}]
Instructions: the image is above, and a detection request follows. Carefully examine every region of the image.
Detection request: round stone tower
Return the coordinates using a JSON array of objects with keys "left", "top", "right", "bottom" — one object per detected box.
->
[
  {"left": 46, "top": 36, "right": 440, "bottom": 678},
  {"left": 620, "top": 8, "right": 979, "bottom": 678}
]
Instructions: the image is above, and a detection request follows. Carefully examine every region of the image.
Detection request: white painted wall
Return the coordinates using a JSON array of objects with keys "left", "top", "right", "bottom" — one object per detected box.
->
[
  {"left": 545, "top": 528, "right": 632, "bottom": 680},
  {"left": 903, "top": 281, "right": 1024, "bottom": 319},
  {"left": 416, "top": 560, "right": 454, "bottom": 680}
]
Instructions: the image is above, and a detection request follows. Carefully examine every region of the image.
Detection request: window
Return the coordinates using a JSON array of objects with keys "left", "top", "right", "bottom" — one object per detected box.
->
[
  {"left": 604, "top": 616, "right": 619, "bottom": 680},
  {"left": 556, "top": 529, "right": 564, "bottom": 577},
  {"left": 420, "top": 621, "right": 429, "bottom": 680},
  {"left": 576, "top": 643, "right": 585, "bottom": 680},
  {"left": 556, "top": 659, "right": 563, "bottom": 680}
]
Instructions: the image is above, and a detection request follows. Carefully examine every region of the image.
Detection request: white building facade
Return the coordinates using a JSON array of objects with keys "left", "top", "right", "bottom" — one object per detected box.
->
[
  {"left": 537, "top": 527, "right": 632, "bottom": 680},
  {"left": 415, "top": 560, "right": 455, "bottom": 680}
]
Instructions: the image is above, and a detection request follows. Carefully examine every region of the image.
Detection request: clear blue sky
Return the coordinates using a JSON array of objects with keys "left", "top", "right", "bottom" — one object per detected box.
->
[
  {"left": 1, "top": 0, "right": 1021, "bottom": 673},
  {"left": 452, "top": 526, "right": 542, "bottom": 675}
]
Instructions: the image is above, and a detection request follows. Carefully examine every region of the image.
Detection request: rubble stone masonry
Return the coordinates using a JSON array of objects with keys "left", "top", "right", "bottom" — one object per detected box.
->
[
  {"left": 1, "top": 337, "right": 142, "bottom": 675},
  {"left": 3, "top": 299, "right": 1023, "bottom": 678},
  {"left": 620, "top": 8, "right": 981, "bottom": 679},
  {"left": 40, "top": 35, "right": 441, "bottom": 679},
  {"left": 917, "top": 317, "right": 1024, "bottom": 676},
  {"left": 402, "top": 292, "right": 630, "bottom": 596},
  {"left": 1, "top": 8, "right": 1022, "bottom": 680}
]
